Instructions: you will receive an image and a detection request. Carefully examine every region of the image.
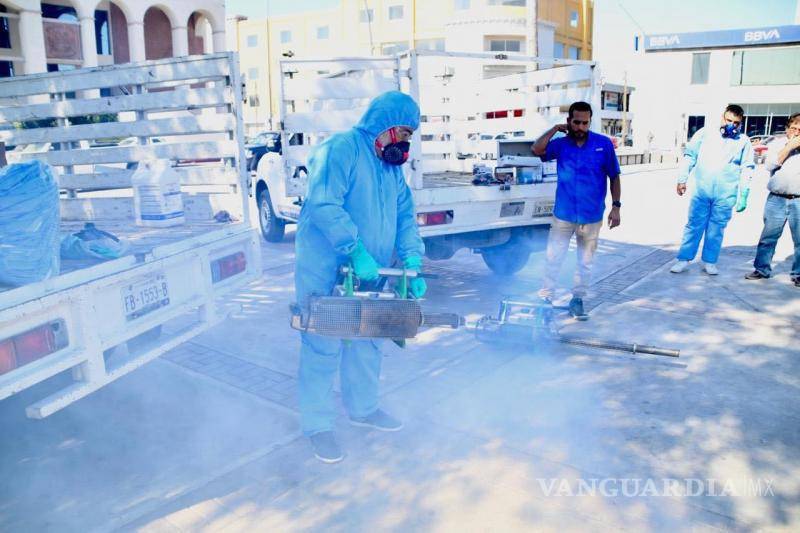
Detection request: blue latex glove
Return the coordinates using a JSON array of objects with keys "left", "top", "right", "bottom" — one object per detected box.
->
[
  {"left": 404, "top": 255, "right": 427, "bottom": 298},
  {"left": 735, "top": 187, "right": 750, "bottom": 213},
  {"left": 349, "top": 240, "right": 379, "bottom": 281}
]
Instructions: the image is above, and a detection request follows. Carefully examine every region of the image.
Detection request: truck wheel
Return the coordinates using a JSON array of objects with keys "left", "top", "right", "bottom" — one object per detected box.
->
[
  {"left": 258, "top": 188, "right": 286, "bottom": 242},
  {"left": 481, "top": 242, "right": 531, "bottom": 275}
]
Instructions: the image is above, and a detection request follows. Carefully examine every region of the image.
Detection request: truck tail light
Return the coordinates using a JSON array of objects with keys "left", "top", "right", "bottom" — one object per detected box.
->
[
  {"left": 211, "top": 251, "right": 247, "bottom": 283},
  {"left": 0, "top": 321, "right": 68, "bottom": 376},
  {"left": 416, "top": 210, "right": 453, "bottom": 226},
  {"left": 0, "top": 340, "right": 16, "bottom": 375}
]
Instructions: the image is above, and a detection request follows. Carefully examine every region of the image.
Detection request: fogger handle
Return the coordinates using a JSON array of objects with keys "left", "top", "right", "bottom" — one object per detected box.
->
[{"left": 340, "top": 266, "right": 439, "bottom": 279}]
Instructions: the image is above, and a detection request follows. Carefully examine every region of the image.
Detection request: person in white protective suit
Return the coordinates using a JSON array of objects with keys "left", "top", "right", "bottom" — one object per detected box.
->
[{"left": 670, "top": 105, "right": 755, "bottom": 275}]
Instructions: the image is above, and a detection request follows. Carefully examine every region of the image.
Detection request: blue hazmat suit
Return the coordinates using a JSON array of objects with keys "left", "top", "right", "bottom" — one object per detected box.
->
[
  {"left": 676, "top": 127, "right": 755, "bottom": 264},
  {"left": 294, "top": 91, "right": 424, "bottom": 436}
]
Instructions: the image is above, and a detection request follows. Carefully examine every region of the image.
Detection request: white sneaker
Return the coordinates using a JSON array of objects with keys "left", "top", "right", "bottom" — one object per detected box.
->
[
  {"left": 670, "top": 260, "right": 690, "bottom": 273},
  {"left": 703, "top": 263, "right": 719, "bottom": 275}
]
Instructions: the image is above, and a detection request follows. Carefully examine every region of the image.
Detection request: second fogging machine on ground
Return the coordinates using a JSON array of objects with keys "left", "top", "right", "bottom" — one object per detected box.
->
[
  {"left": 289, "top": 267, "right": 679, "bottom": 358},
  {"left": 470, "top": 298, "right": 680, "bottom": 358}
]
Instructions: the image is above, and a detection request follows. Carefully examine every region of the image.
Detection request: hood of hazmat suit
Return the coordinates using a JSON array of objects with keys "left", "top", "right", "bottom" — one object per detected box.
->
[{"left": 294, "top": 90, "right": 424, "bottom": 303}]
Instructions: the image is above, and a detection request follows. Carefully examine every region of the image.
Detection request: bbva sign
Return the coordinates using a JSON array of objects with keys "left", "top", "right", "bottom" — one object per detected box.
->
[
  {"left": 650, "top": 35, "right": 680, "bottom": 47},
  {"left": 744, "top": 29, "right": 781, "bottom": 42}
]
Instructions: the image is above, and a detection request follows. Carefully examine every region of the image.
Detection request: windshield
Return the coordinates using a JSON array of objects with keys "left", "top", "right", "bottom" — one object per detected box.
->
[{"left": 249, "top": 133, "right": 279, "bottom": 145}]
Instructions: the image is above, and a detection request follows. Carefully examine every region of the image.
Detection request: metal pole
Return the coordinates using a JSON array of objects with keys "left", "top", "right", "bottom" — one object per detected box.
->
[
  {"left": 410, "top": 0, "right": 416, "bottom": 51},
  {"left": 265, "top": 0, "right": 274, "bottom": 130},
  {"left": 622, "top": 71, "right": 628, "bottom": 145}
]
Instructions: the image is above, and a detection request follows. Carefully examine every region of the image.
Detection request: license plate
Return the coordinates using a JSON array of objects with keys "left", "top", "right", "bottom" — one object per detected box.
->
[
  {"left": 500, "top": 201, "right": 525, "bottom": 217},
  {"left": 533, "top": 201, "right": 554, "bottom": 217},
  {"left": 122, "top": 274, "right": 170, "bottom": 321}
]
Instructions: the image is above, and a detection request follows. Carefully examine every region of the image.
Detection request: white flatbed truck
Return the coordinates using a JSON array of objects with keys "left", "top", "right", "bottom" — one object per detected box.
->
[
  {"left": 254, "top": 49, "right": 602, "bottom": 274},
  {"left": 0, "top": 53, "right": 261, "bottom": 418}
]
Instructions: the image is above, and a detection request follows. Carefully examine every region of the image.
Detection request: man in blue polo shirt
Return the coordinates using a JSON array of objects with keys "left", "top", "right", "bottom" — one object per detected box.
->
[{"left": 532, "top": 101, "right": 621, "bottom": 320}]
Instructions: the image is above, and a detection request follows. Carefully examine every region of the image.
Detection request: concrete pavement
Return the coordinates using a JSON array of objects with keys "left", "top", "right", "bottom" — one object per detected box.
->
[{"left": 1, "top": 166, "right": 798, "bottom": 532}]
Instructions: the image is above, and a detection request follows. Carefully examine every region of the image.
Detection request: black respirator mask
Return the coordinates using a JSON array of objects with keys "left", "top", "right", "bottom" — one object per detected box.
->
[{"left": 375, "top": 128, "right": 410, "bottom": 166}]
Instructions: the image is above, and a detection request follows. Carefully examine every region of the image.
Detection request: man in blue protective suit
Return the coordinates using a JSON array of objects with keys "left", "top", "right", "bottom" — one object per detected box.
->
[
  {"left": 294, "top": 91, "right": 426, "bottom": 463},
  {"left": 670, "top": 105, "right": 755, "bottom": 275}
]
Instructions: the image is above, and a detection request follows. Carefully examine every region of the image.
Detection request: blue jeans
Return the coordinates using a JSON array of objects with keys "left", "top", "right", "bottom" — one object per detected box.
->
[
  {"left": 677, "top": 192, "right": 737, "bottom": 264},
  {"left": 753, "top": 193, "right": 800, "bottom": 279},
  {"left": 298, "top": 332, "right": 383, "bottom": 436}
]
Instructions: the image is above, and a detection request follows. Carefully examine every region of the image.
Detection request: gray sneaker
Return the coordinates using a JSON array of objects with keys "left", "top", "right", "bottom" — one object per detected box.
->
[
  {"left": 309, "top": 431, "right": 344, "bottom": 464},
  {"left": 350, "top": 409, "right": 404, "bottom": 432}
]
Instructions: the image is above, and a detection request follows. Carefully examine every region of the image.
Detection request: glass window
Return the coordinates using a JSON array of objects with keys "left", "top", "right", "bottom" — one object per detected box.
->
[
  {"left": 360, "top": 9, "right": 374, "bottom": 23},
  {"left": 570, "top": 10, "right": 579, "bottom": 28},
  {"left": 488, "top": 0, "right": 526, "bottom": 5},
  {"left": 745, "top": 115, "right": 766, "bottom": 136},
  {"left": 317, "top": 26, "right": 329, "bottom": 39},
  {"left": 381, "top": 41, "right": 409, "bottom": 55},
  {"left": 94, "top": 10, "right": 111, "bottom": 55},
  {"left": 770, "top": 115, "right": 788, "bottom": 134},
  {"left": 731, "top": 47, "right": 800, "bottom": 86},
  {"left": 690, "top": 53, "right": 710, "bottom": 84},
  {"left": 487, "top": 38, "right": 523, "bottom": 52},
  {"left": 1, "top": 4, "right": 13, "bottom": 65},
  {"left": 455, "top": 0, "right": 470, "bottom": 9},
  {"left": 388, "top": 5, "right": 404, "bottom": 20},
  {"left": 554, "top": 42, "right": 564, "bottom": 58},
  {"left": 687, "top": 116, "right": 705, "bottom": 139},
  {"left": 248, "top": 67, "right": 259, "bottom": 80},
  {"left": 568, "top": 46, "right": 580, "bottom": 59},
  {"left": 603, "top": 91, "right": 620, "bottom": 110},
  {"left": 41, "top": 3, "right": 78, "bottom": 22},
  {"left": 246, "top": 34, "right": 258, "bottom": 47},
  {"left": 416, "top": 38, "right": 445, "bottom": 51},
  {"left": 280, "top": 30, "right": 292, "bottom": 43}
]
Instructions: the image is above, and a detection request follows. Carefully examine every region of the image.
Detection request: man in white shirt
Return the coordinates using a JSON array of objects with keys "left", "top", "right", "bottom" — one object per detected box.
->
[{"left": 745, "top": 113, "right": 800, "bottom": 288}]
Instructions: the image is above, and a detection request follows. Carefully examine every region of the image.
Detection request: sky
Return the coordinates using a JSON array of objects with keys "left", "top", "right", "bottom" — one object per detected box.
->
[{"left": 225, "top": 0, "right": 799, "bottom": 31}]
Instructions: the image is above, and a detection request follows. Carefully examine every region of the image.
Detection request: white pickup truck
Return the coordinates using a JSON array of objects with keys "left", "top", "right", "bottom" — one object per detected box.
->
[
  {"left": 0, "top": 53, "right": 261, "bottom": 418},
  {"left": 254, "top": 49, "right": 602, "bottom": 274}
]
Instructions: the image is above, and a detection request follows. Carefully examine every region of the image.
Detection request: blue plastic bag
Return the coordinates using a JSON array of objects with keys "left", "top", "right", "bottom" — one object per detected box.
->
[
  {"left": 60, "top": 223, "right": 129, "bottom": 260},
  {"left": 0, "top": 160, "right": 60, "bottom": 286}
]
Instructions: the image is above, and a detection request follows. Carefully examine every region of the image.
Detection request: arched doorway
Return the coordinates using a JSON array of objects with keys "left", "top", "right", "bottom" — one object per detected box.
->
[
  {"left": 143, "top": 6, "right": 173, "bottom": 60},
  {"left": 188, "top": 11, "right": 217, "bottom": 55},
  {"left": 108, "top": 1, "right": 129, "bottom": 64}
]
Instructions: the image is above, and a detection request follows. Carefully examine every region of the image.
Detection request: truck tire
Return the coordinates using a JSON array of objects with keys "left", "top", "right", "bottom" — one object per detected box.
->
[
  {"left": 258, "top": 188, "right": 286, "bottom": 243},
  {"left": 481, "top": 242, "right": 531, "bottom": 275}
]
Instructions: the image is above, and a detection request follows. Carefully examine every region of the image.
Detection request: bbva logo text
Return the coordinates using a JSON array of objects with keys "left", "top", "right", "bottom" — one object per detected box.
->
[
  {"left": 744, "top": 29, "right": 781, "bottom": 42},
  {"left": 650, "top": 35, "right": 680, "bottom": 46}
]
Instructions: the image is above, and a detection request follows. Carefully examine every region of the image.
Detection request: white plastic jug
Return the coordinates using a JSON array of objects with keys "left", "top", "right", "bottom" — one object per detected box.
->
[{"left": 131, "top": 159, "right": 185, "bottom": 227}]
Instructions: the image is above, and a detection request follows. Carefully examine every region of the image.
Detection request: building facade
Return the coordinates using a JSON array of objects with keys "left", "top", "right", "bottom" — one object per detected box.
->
[
  {"left": 0, "top": 0, "right": 225, "bottom": 80},
  {"left": 628, "top": 24, "right": 800, "bottom": 150},
  {"left": 229, "top": 0, "right": 595, "bottom": 133}
]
